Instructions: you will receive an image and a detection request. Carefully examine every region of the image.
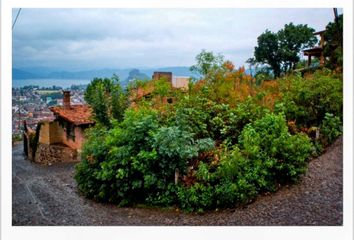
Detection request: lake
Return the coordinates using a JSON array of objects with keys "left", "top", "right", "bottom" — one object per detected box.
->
[{"left": 12, "top": 79, "right": 92, "bottom": 88}]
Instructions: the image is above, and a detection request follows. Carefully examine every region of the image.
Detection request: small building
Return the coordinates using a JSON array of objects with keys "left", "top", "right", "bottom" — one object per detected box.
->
[
  {"left": 49, "top": 91, "right": 94, "bottom": 150},
  {"left": 152, "top": 71, "right": 172, "bottom": 82},
  {"left": 172, "top": 76, "right": 189, "bottom": 90},
  {"left": 23, "top": 91, "right": 94, "bottom": 164},
  {"left": 152, "top": 71, "right": 189, "bottom": 89},
  {"left": 303, "top": 30, "right": 326, "bottom": 67}
]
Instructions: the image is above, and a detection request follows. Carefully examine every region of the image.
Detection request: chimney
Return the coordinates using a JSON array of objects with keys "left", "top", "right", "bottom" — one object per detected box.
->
[{"left": 63, "top": 90, "right": 71, "bottom": 109}]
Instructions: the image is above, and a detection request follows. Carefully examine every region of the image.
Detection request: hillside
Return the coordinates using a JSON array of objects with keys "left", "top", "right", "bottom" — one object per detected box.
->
[{"left": 12, "top": 66, "right": 198, "bottom": 81}]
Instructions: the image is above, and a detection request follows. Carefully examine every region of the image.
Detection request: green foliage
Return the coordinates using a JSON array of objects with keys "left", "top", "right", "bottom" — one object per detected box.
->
[
  {"left": 253, "top": 23, "right": 316, "bottom": 77},
  {"left": 84, "top": 75, "right": 128, "bottom": 127},
  {"left": 239, "top": 113, "right": 313, "bottom": 183},
  {"left": 279, "top": 72, "right": 342, "bottom": 127},
  {"left": 111, "top": 77, "right": 128, "bottom": 121},
  {"left": 254, "top": 30, "right": 282, "bottom": 77},
  {"left": 277, "top": 23, "right": 317, "bottom": 72},
  {"left": 75, "top": 125, "right": 109, "bottom": 200},
  {"left": 210, "top": 97, "right": 268, "bottom": 144},
  {"left": 173, "top": 96, "right": 215, "bottom": 139},
  {"left": 215, "top": 147, "right": 258, "bottom": 205},
  {"left": 320, "top": 113, "right": 342, "bottom": 145},
  {"left": 190, "top": 49, "right": 224, "bottom": 77},
  {"left": 177, "top": 183, "right": 215, "bottom": 212},
  {"left": 153, "top": 77, "right": 171, "bottom": 99},
  {"left": 75, "top": 50, "right": 341, "bottom": 212},
  {"left": 254, "top": 68, "right": 274, "bottom": 85},
  {"left": 153, "top": 126, "right": 214, "bottom": 173},
  {"left": 75, "top": 108, "right": 160, "bottom": 204},
  {"left": 324, "top": 14, "right": 343, "bottom": 70}
]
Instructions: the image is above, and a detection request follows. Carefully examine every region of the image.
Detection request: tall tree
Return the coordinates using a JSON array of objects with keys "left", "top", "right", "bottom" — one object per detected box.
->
[
  {"left": 278, "top": 23, "right": 317, "bottom": 72},
  {"left": 190, "top": 49, "right": 224, "bottom": 77},
  {"left": 85, "top": 76, "right": 127, "bottom": 127},
  {"left": 253, "top": 23, "right": 316, "bottom": 77},
  {"left": 323, "top": 14, "right": 343, "bottom": 71},
  {"left": 254, "top": 30, "right": 282, "bottom": 78}
]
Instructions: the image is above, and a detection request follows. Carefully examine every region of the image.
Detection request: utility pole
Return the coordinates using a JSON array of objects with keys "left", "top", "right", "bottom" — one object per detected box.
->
[
  {"left": 333, "top": 8, "right": 338, "bottom": 23},
  {"left": 18, "top": 92, "right": 22, "bottom": 134}
]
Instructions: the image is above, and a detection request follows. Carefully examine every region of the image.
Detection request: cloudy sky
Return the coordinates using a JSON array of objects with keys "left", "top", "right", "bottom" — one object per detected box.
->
[{"left": 12, "top": 8, "right": 342, "bottom": 71}]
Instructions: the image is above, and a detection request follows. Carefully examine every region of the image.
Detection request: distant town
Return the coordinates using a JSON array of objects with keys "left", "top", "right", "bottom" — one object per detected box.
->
[{"left": 12, "top": 84, "right": 87, "bottom": 138}]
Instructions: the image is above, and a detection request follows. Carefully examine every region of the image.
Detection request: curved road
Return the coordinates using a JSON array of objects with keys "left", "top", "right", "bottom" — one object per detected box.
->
[{"left": 12, "top": 138, "right": 343, "bottom": 226}]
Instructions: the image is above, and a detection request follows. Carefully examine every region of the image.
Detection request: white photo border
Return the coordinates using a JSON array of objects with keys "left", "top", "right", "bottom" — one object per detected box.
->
[{"left": 1, "top": 1, "right": 353, "bottom": 240}]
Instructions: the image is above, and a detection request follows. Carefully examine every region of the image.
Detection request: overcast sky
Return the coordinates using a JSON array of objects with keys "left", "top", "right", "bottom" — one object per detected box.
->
[{"left": 12, "top": 8, "right": 342, "bottom": 71}]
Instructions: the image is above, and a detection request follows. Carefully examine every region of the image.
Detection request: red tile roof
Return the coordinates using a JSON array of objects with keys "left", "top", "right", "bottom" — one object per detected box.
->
[{"left": 49, "top": 105, "right": 94, "bottom": 125}]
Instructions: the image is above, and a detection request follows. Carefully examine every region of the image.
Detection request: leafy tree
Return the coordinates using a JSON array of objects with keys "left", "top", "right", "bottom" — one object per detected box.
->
[
  {"left": 253, "top": 23, "right": 316, "bottom": 77},
  {"left": 91, "top": 83, "right": 111, "bottom": 127},
  {"left": 153, "top": 77, "right": 171, "bottom": 103},
  {"left": 84, "top": 75, "right": 127, "bottom": 127},
  {"left": 254, "top": 30, "right": 282, "bottom": 78},
  {"left": 190, "top": 49, "right": 224, "bottom": 77},
  {"left": 324, "top": 14, "right": 343, "bottom": 70},
  {"left": 111, "top": 76, "right": 128, "bottom": 121},
  {"left": 278, "top": 23, "right": 317, "bottom": 71}
]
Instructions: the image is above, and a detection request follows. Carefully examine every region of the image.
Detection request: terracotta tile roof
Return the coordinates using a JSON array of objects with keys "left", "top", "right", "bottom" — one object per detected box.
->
[{"left": 49, "top": 105, "right": 95, "bottom": 125}]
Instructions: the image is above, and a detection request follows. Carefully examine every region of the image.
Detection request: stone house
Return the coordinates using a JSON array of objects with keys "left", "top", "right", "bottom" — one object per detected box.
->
[{"left": 23, "top": 91, "right": 94, "bottom": 164}]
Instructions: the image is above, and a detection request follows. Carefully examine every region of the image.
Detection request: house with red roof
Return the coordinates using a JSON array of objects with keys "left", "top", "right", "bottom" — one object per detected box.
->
[{"left": 23, "top": 91, "right": 95, "bottom": 164}]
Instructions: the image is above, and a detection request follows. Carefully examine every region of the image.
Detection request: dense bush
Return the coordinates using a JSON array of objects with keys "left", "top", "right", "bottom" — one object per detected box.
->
[
  {"left": 279, "top": 71, "right": 342, "bottom": 127},
  {"left": 75, "top": 54, "right": 342, "bottom": 212},
  {"left": 320, "top": 112, "right": 342, "bottom": 145},
  {"left": 239, "top": 113, "right": 313, "bottom": 183}
]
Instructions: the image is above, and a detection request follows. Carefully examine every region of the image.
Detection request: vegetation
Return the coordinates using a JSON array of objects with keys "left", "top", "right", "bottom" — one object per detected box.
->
[
  {"left": 250, "top": 23, "right": 317, "bottom": 77},
  {"left": 84, "top": 75, "right": 128, "bottom": 127},
  {"left": 324, "top": 14, "right": 343, "bottom": 71},
  {"left": 75, "top": 20, "right": 343, "bottom": 212}
]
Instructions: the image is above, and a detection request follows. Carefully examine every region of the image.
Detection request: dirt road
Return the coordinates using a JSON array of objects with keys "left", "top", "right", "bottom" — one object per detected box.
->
[{"left": 12, "top": 137, "right": 343, "bottom": 226}]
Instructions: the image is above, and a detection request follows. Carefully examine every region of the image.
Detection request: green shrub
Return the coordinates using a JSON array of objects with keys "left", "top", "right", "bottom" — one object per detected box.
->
[
  {"left": 75, "top": 67, "right": 339, "bottom": 212},
  {"left": 176, "top": 183, "right": 215, "bottom": 212},
  {"left": 210, "top": 97, "right": 268, "bottom": 144},
  {"left": 173, "top": 96, "right": 215, "bottom": 139},
  {"left": 239, "top": 113, "right": 313, "bottom": 183},
  {"left": 320, "top": 112, "right": 342, "bottom": 145},
  {"left": 279, "top": 72, "right": 342, "bottom": 127},
  {"left": 214, "top": 148, "right": 258, "bottom": 206}
]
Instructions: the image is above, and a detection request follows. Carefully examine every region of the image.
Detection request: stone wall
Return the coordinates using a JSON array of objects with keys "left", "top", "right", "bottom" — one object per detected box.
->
[{"left": 34, "top": 143, "right": 78, "bottom": 165}]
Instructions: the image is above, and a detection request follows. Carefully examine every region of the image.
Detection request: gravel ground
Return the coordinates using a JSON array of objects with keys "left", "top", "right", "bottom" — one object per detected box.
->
[{"left": 12, "top": 137, "right": 343, "bottom": 226}]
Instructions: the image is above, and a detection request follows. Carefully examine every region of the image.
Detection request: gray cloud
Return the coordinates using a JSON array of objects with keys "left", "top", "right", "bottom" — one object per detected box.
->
[{"left": 12, "top": 8, "right": 341, "bottom": 71}]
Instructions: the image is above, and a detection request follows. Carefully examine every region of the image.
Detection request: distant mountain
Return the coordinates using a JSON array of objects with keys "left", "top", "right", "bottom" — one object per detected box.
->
[
  {"left": 126, "top": 69, "right": 150, "bottom": 82},
  {"left": 13, "top": 68, "right": 40, "bottom": 79},
  {"left": 142, "top": 66, "right": 197, "bottom": 78},
  {"left": 12, "top": 66, "right": 196, "bottom": 81},
  {"left": 13, "top": 66, "right": 256, "bottom": 84}
]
